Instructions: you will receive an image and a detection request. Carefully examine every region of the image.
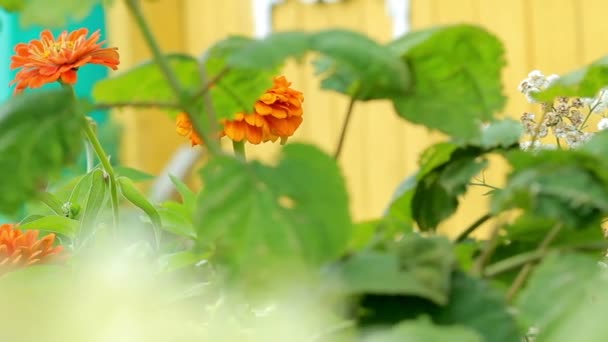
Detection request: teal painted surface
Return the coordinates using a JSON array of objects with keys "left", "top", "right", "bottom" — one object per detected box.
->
[{"left": 0, "top": 5, "right": 109, "bottom": 123}]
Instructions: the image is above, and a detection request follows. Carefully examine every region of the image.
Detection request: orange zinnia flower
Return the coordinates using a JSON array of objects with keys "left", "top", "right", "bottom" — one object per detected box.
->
[
  {"left": 176, "top": 76, "right": 304, "bottom": 146},
  {"left": 10, "top": 28, "right": 119, "bottom": 93},
  {"left": 176, "top": 113, "right": 204, "bottom": 146},
  {"left": 223, "top": 76, "right": 304, "bottom": 144},
  {"left": 0, "top": 224, "right": 64, "bottom": 275}
]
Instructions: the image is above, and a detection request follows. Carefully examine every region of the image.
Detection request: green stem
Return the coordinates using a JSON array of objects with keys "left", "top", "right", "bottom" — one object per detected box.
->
[
  {"left": 505, "top": 223, "right": 563, "bottom": 302},
  {"left": 334, "top": 94, "right": 358, "bottom": 160},
  {"left": 455, "top": 213, "right": 492, "bottom": 242},
  {"left": 232, "top": 140, "right": 246, "bottom": 159},
  {"left": 124, "top": 0, "right": 221, "bottom": 156},
  {"left": 472, "top": 219, "right": 502, "bottom": 277},
  {"left": 83, "top": 120, "right": 120, "bottom": 230}
]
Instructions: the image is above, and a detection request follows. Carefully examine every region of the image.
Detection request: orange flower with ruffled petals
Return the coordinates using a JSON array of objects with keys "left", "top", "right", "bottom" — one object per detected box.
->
[
  {"left": 10, "top": 28, "right": 119, "bottom": 93},
  {"left": 0, "top": 224, "right": 64, "bottom": 275},
  {"left": 223, "top": 75, "right": 304, "bottom": 144},
  {"left": 176, "top": 75, "right": 303, "bottom": 146}
]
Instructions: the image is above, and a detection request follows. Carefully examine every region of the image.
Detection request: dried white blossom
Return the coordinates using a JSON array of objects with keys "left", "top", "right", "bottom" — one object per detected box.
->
[{"left": 598, "top": 117, "right": 608, "bottom": 131}]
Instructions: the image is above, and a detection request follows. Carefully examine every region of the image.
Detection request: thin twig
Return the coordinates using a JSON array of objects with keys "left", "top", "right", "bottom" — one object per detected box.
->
[
  {"left": 191, "top": 66, "right": 230, "bottom": 100},
  {"left": 94, "top": 101, "right": 181, "bottom": 111},
  {"left": 455, "top": 213, "right": 492, "bottom": 242},
  {"left": 469, "top": 182, "right": 500, "bottom": 191},
  {"left": 505, "top": 223, "right": 563, "bottom": 302},
  {"left": 333, "top": 96, "right": 358, "bottom": 159}
]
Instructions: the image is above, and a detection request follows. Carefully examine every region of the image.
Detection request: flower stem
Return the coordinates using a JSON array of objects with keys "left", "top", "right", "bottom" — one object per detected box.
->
[
  {"left": 334, "top": 96, "right": 358, "bottom": 160},
  {"left": 505, "top": 223, "right": 563, "bottom": 302},
  {"left": 455, "top": 213, "right": 492, "bottom": 242},
  {"left": 232, "top": 140, "right": 246, "bottom": 159},
  {"left": 124, "top": 0, "right": 222, "bottom": 156},
  {"left": 83, "top": 119, "right": 120, "bottom": 230}
]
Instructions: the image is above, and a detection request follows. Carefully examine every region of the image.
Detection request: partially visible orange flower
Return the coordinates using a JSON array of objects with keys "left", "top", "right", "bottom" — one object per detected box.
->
[
  {"left": 0, "top": 224, "right": 64, "bottom": 275},
  {"left": 176, "top": 113, "right": 204, "bottom": 146},
  {"left": 175, "top": 75, "right": 304, "bottom": 146},
  {"left": 223, "top": 75, "right": 304, "bottom": 144},
  {"left": 10, "top": 28, "right": 120, "bottom": 93}
]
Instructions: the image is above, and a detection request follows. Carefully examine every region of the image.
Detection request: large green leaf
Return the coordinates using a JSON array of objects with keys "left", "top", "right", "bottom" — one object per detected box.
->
[
  {"left": 0, "top": 89, "right": 84, "bottom": 214},
  {"left": 228, "top": 30, "right": 410, "bottom": 101},
  {"left": 516, "top": 253, "right": 606, "bottom": 342},
  {"left": 310, "top": 30, "right": 410, "bottom": 100},
  {"left": 93, "top": 54, "right": 201, "bottom": 105},
  {"left": 389, "top": 24, "right": 506, "bottom": 140},
  {"left": 534, "top": 56, "right": 608, "bottom": 102},
  {"left": 8, "top": 0, "right": 103, "bottom": 27},
  {"left": 339, "top": 235, "right": 454, "bottom": 305},
  {"left": 194, "top": 143, "right": 352, "bottom": 273},
  {"left": 493, "top": 150, "right": 608, "bottom": 227},
  {"left": 364, "top": 318, "right": 482, "bottom": 342},
  {"left": 18, "top": 215, "right": 79, "bottom": 239},
  {"left": 433, "top": 272, "right": 521, "bottom": 342}
]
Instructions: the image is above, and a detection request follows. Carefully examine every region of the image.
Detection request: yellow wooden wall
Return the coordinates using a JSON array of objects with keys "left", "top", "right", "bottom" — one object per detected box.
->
[{"left": 106, "top": 0, "right": 608, "bottom": 236}]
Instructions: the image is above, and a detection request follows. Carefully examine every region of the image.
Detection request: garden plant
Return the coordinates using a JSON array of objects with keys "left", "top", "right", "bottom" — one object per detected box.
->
[{"left": 2, "top": 1, "right": 608, "bottom": 341}]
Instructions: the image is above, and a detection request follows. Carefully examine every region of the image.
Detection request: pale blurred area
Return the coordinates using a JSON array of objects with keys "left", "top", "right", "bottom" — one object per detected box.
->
[{"left": 106, "top": 0, "right": 608, "bottom": 237}]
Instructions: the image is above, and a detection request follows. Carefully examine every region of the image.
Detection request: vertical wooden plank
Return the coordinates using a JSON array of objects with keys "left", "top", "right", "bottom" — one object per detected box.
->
[{"left": 107, "top": 0, "right": 187, "bottom": 176}]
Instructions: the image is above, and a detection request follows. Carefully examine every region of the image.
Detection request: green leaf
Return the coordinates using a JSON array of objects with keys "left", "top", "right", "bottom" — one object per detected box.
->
[
  {"left": 364, "top": 318, "right": 482, "bottom": 342},
  {"left": 535, "top": 56, "right": 608, "bottom": 102},
  {"left": 389, "top": 24, "right": 506, "bottom": 140},
  {"left": 493, "top": 150, "right": 608, "bottom": 227},
  {"left": 413, "top": 149, "right": 487, "bottom": 230},
  {"left": 195, "top": 143, "right": 352, "bottom": 273},
  {"left": 339, "top": 235, "right": 454, "bottom": 305},
  {"left": 118, "top": 176, "right": 162, "bottom": 246},
  {"left": 433, "top": 272, "right": 521, "bottom": 342},
  {"left": 0, "top": 0, "right": 25, "bottom": 12},
  {"left": 0, "top": 89, "right": 84, "bottom": 214},
  {"left": 114, "top": 166, "right": 155, "bottom": 182},
  {"left": 18, "top": 215, "right": 79, "bottom": 239},
  {"left": 227, "top": 30, "right": 410, "bottom": 101},
  {"left": 78, "top": 168, "right": 108, "bottom": 237},
  {"left": 159, "top": 250, "right": 209, "bottom": 272},
  {"left": 516, "top": 253, "right": 601, "bottom": 340},
  {"left": 93, "top": 54, "right": 200, "bottom": 105},
  {"left": 310, "top": 30, "right": 410, "bottom": 100},
  {"left": 158, "top": 201, "right": 196, "bottom": 239},
  {"left": 227, "top": 32, "right": 310, "bottom": 70},
  {"left": 203, "top": 36, "right": 278, "bottom": 120},
  {"left": 18, "top": 0, "right": 100, "bottom": 27},
  {"left": 169, "top": 174, "right": 196, "bottom": 212},
  {"left": 476, "top": 119, "right": 523, "bottom": 149},
  {"left": 417, "top": 142, "right": 459, "bottom": 179}
]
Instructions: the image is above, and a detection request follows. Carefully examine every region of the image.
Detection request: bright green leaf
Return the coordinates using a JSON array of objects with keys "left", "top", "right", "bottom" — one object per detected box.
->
[
  {"left": 535, "top": 56, "right": 608, "bottom": 102},
  {"left": 476, "top": 119, "right": 523, "bottom": 149},
  {"left": 158, "top": 201, "right": 196, "bottom": 239},
  {"left": 310, "top": 30, "right": 410, "bottom": 100},
  {"left": 78, "top": 168, "right": 108, "bottom": 237},
  {"left": 93, "top": 54, "right": 200, "bottom": 106},
  {"left": 0, "top": 0, "right": 25, "bottom": 12},
  {"left": 339, "top": 235, "right": 454, "bottom": 305},
  {"left": 227, "top": 32, "right": 310, "bottom": 70},
  {"left": 364, "top": 317, "right": 482, "bottom": 342},
  {"left": 18, "top": 215, "right": 79, "bottom": 239},
  {"left": 516, "top": 253, "right": 601, "bottom": 339},
  {"left": 417, "top": 142, "right": 459, "bottom": 179},
  {"left": 159, "top": 250, "right": 209, "bottom": 272},
  {"left": 390, "top": 24, "right": 506, "bottom": 140},
  {"left": 18, "top": 0, "right": 100, "bottom": 27},
  {"left": 195, "top": 143, "right": 352, "bottom": 274},
  {"left": 0, "top": 89, "right": 84, "bottom": 214},
  {"left": 115, "top": 166, "right": 155, "bottom": 182}
]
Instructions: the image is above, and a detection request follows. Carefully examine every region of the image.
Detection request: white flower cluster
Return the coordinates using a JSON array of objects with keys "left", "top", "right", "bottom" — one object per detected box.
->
[
  {"left": 517, "top": 70, "right": 608, "bottom": 151},
  {"left": 518, "top": 70, "right": 559, "bottom": 103}
]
